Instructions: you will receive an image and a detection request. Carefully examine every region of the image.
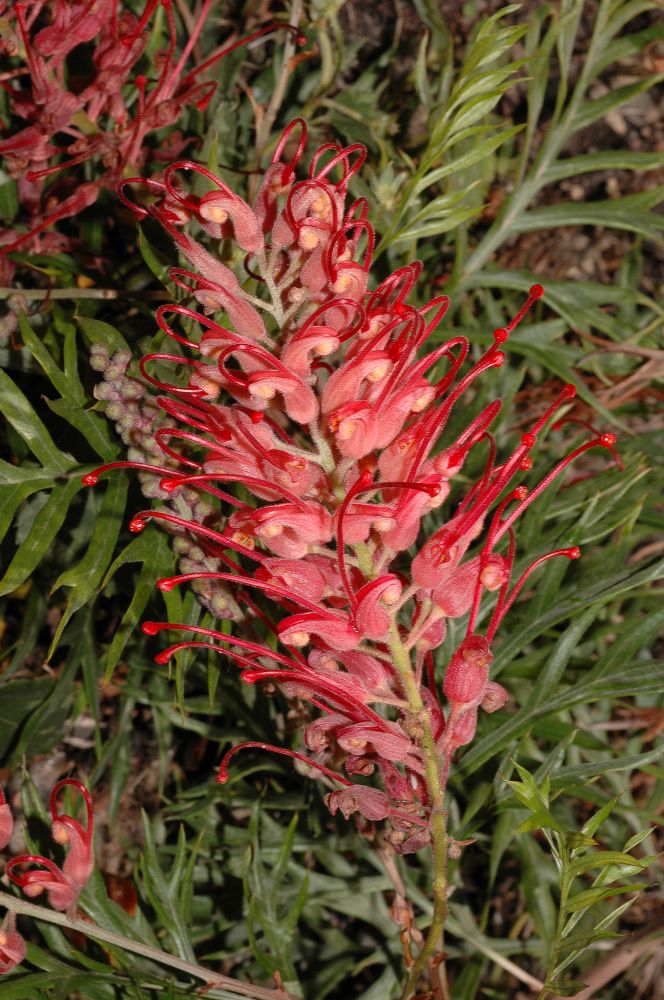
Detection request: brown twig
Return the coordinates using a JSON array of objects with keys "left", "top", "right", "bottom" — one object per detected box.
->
[
  {"left": 0, "top": 890, "right": 291, "bottom": 1000},
  {"left": 577, "top": 329, "right": 664, "bottom": 361}
]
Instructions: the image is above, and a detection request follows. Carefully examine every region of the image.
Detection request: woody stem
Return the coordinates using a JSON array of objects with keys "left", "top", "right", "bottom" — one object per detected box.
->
[
  {"left": 388, "top": 625, "right": 450, "bottom": 1000},
  {"left": 0, "top": 890, "right": 288, "bottom": 1000}
]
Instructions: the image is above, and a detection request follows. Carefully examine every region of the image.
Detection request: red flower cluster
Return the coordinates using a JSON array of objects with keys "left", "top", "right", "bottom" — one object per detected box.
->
[
  {"left": 0, "top": 0, "right": 303, "bottom": 278},
  {"left": 1, "top": 779, "right": 95, "bottom": 974},
  {"left": 0, "top": 916, "right": 24, "bottom": 977},
  {"left": 88, "top": 120, "right": 616, "bottom": 853}
]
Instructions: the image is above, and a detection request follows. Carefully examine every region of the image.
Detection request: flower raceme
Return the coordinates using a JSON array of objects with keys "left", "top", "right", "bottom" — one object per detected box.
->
[
  {"left": 87, "top": 119, "right": 617, "bottom": 853},
  {"left": 4, "top": 779, "right": 95, "bottom": 917},
  {"left": 0, "top": 779, "right": 95, "bottom": 976},
  {"left": 0, "top": 789, "right": 12, "bottom": 852},
  {"left": 0, "top": 0, "right": 305, "bottom": 273}
]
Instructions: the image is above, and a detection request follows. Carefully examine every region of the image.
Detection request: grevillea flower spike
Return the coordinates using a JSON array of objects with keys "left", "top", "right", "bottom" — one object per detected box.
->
[
  {"left": 0, "top": 914, "right": 26, "bottom": 976},
  {"left": 5, "top": 779, "right": 94, "bottom": 917},
  {"left": 0, "top": 1, "right": 305, "bottom": 273},
  {"left": 0, "top": 789, "right": 12, "bottom": 852},
  {"left": 86, "top": 118, "right": 618, "bottom": 994}
]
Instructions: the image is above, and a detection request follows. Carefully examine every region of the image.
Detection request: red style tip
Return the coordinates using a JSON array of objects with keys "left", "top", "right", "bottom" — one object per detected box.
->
[
  {"left": 492, "top": 351, "right": 505, "bottom": 367},
  {"left": 600, "top": 433, "right": 617, "bottom": 448},
  {"left": 514, "top": 485, "right": 528, "bottom": 500},
  {"left": 154, "top": 652, "right": 170, "bottom": 665},
  {"left": 82, "top": 473, "right": 99, "bottom": 486},
  {"left": 142, "top": 621, "right": 164, "bottom": 635},
  {"left": 492, "top": 327, "right": 508, "bottom": 345},
  {"left": 249, "top": 412, "right": 264, "bottom": 424},
  {"left": 423, "top": 482, "right": 442, "bottom": 498},
  {"left": 241, "top": 671, "right": 262, "bottom": 684},
  {"left": 566, "top": 547, "right": 581, "bottom": 559},
  {"left": 529, "top": 283, "right": 544, "bottom": 299},
  {"left": 156, "top": 578, "right": 175, "bottom": 591},
  {"left": 129, "top": 517, "right": 145, "bottom": 532},
  {"left": 159, "top": 478, "right": 178, "bottom": 492},
  {"left": 521, "top": 433, "right": 536, "bottom": 449},
  {"left": 561, "top": 384, "right": 576, "bottom": 399},
  {"left": 519, "top": 457, "right": 533, "bottom": 471}
]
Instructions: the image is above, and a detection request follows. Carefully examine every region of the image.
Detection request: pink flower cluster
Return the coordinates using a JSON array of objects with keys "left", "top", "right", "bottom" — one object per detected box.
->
[
  {"left": 0, "top": 0, "right": 303, "bottom": 278},
  {"left": 88, "top": 120, "right": 616, "bottom": 853},
  {"left": 0, "top": 779, "right": 95, "bottom": 974}
]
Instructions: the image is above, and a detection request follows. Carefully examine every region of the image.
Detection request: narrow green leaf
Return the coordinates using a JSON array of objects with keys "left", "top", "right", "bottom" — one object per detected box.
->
[
  {"left": 572, "top": 76, "right": 664, "bottom": 133},
  {"left": 512, "top": 186, "right": 664, "bottom": 242},
  {"left": 543, "top": 978, "right": 588, "bottom": 996},
  {"left": 0, "top": 678, "right": 53, "bottom": 758},
  {"left": 46, "top": 397, "right": 119, "bottom": 462},
  {"left": 139, "top": 812, "right": 196, "bottom": 963},
  {"left": 551, "top": 743, "right": 664, "bottom": 789},
  {"left": 0, "top": 477, "right": 84, "bottom": 596},
  {"left": 0, "top": 480, "right": 51, "bottom": 548},
  {"left": 515, "top": 811, "right": 567, "bottom": 835},
  {"left": 566, "top": 851, "right": 646, "bottom": 880},
  {"left": 462, "top": 563, "right": 664, "bottom": 775},
  {"left": 563, "top": 883, "right": 645, "bottom": 913},
  {"left": 0, "top": 366, "right": 74, "bottom": 473},
  {"left": 139, "top": 226, "right": 171, "bottom": 285},
  {"left": 592, "top": 604, "right": 664, "bottom": 679},
  {"left": 283, "top": 872, "right": 310, "bottom": 935},
  {"left": 595, "top": 22, "right": 664, "bottom": 76},
  {"left": 0, "top": 175, "right": 19, "bottom": 222},
  {"left": 77, "top": 316, "right": 130, "bottom": 353},
  {"left": 623, "top": 827, "right": 656, "bottom": 852},
  {"left": 392, "top": 206, "right": 480, "bottom": 244},
  {"left": 48, "top": 475, "right": 128, "bottom": 655},
  {"left": 554, "top": 0, "right": 584, "bottom": 83},
  {"left": 580, "top": 798, "right": 619, "bottom": 839},
  {"left": 0, "top": 459, "right": 55, "bottom": 487},
  {"left": 105, "top": 548, "right": 160, "bottom": 677},
  {"left": 18, "top": 312, "right": 84, "bottom": 404},
  {"left": 415, "top": 125, "right": 522, "bottom": 192},
  {"left": 544, "top": 149, "right": 664, "bottom": 184}
]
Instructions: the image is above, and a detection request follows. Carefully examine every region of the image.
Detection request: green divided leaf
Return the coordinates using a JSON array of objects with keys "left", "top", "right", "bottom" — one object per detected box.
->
[
  {"left": 47, "top": 474, "right": 128, "bottom": 656},
  {"left": 512, "top": 185, "right": 664, "bottom": 244},
  {"left": 77, "top": 315, "right": 130, "bottom": 353},
  {"left": 0, "top": 365, "right": 75, "bottom": 474},
  {"left": 0, "top": 476, "right": 85, "bottom": 596},
  {"left": 139, "top": 812, "right": 196, "bottom": 963}
]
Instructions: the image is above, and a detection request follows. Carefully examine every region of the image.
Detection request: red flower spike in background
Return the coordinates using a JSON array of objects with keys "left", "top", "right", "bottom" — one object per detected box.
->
[
  {"left": 4, "top": 779, "right": 94, "bottom": 918},
  {"left": 86, "top": 119, "right": 619, "bottom": 857},
  {"left": 50, "top": 778, "right": 95, "bottom": 894},
  {"left": 0, "top": 914, "right": 26, "bottom": 976},
  {"left": 5, "top": 855, "right": 80, "bottom": 913},
  {"left": 0, "top": 789, "right": 12, "bottom": 852},
  {"left": 0, "top": 1, "right": 306, "bottom": 276}
]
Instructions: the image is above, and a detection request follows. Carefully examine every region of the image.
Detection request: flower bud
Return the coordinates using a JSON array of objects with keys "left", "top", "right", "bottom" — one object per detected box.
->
[{"left": 443, "top": 635, "right": 493, "bottom": 706}]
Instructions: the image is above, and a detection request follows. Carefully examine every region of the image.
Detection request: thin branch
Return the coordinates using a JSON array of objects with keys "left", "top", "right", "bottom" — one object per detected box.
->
[
  {"left": 0, "top": 890, "right": 291, "bottom": 1000},
  {"left": 472, "top": 942, "right": 543, "bottom": 993},
  {"left": 0, "top": 287, "right": 170, "bottom": 301},
  {"left": 577, "top": 330, "right": 664, "bottom": 361}
]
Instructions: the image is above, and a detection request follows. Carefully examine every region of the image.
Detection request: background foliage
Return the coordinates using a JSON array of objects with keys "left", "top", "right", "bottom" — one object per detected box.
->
[{"left": 1, "top": 0, "right": 663, "bottom": 997}]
